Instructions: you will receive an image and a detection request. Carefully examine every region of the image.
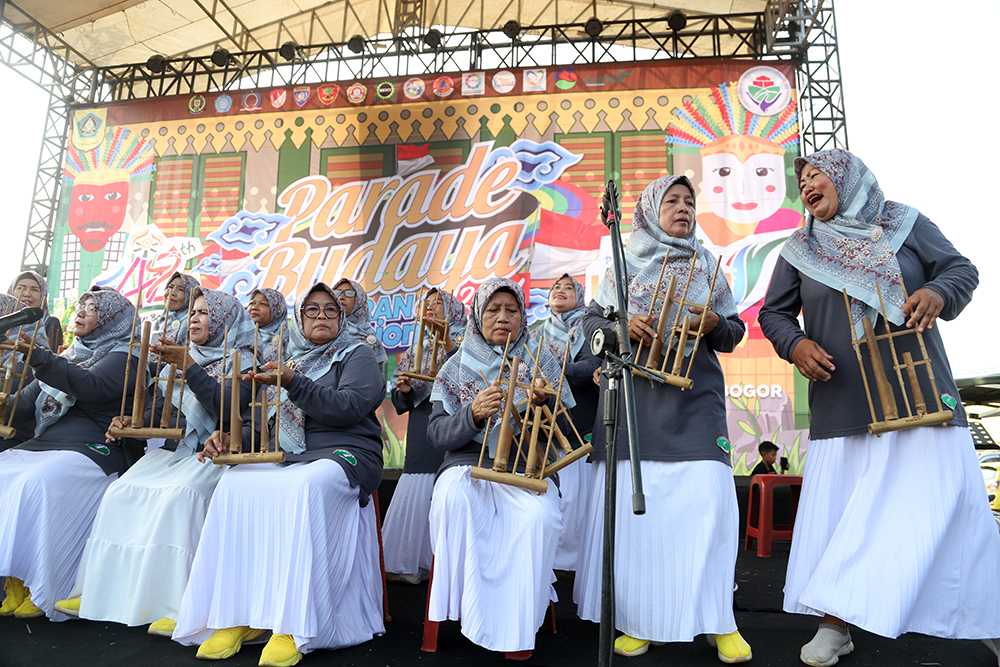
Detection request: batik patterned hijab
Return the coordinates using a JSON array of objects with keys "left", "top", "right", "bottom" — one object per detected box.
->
[
  {"left": 35, "top": 289, "right": 135, "bottom": 435},
  {"left": 593, "top": 175, "right": 738, "bottom": 356},
  {"left": 7, "top": 271, "right": 51, "bottom": 350},
  {"left": 250, "top": 288, "right": 289, "bottom": 364},
  {"left": 781, "top": 149, "right": 918, "bottom": 335},
  {"left": 170, "top": 288, "right": 257, "bottom": 460},
  {"left": 158, "top": 272, "right": 200, "bottom": 344},
  {"left": 337, "top": 279, "right": 388, "bottom": 366},
  {"left": 271, "top": 283, "right": 366, "bottom": 454},
  {"left": 431, "top": 278, "right": 573, "bottom": 456},
  {"left": 392, "top": 289, "right": 468, "bottom": 407},
  {"left": 533, "top": 274, "right": 587, "bottom": 363}
]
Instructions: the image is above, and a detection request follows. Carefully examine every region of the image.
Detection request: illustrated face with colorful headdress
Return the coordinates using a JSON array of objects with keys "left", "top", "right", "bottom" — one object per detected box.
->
[
  {"left": 667, "top": 80, "right": 799, "bottom": 233},
  {"left": 62, "top": 127, "right": 156, "bottom": 252}
]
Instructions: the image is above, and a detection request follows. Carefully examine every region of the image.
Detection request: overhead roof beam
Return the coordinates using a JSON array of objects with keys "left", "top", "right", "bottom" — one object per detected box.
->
[{"left": 190, "top": 0, "right": 274, "bottom": 61}]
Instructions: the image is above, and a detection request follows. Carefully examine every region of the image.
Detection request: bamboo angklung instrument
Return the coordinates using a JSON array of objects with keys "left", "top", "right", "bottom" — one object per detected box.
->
[
  {"left": 632, "top": 251, "right": 722, "bottom": 391},
  {"left": 842, "top": 285, "right": 953, "bottom": 436},
  {"left": 399, "top": 290, "right": 450, "bottom": 382},
  {"left": 109, "top": 293, "right": 187, "bottom": 440},
  {"left": 0, "top": 300, "right": 45, "bottom": 439},
  {"left": 212, "top": 323, "right": 286, "bottom": 464}
]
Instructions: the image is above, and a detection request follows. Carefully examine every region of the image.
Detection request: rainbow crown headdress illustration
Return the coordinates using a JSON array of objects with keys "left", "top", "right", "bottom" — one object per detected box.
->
[
  {"left": 63, "top": 126, "right": 156, "bottom": 186},
  {"left": 666, "top": 81, "right": 799, "bottom": 163}
]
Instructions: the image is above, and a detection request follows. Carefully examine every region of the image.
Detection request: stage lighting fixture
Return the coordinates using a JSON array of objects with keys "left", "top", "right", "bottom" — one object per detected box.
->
[
  {"left": 667, "top": 10, "right": 687, "bottom": 31},
  {"left": 146, "top": 54, "right": 167, "bottom": 73},
  {"left": 279, "top": 41, "right": 298, "bottom": 61},
  {"left": 423, "top": 29, "right": 442, "bottom": 48},
  {"left": 503, "top": 20, "right": 520, "bottom": 39},
  {"left": 211, "top": 48, "right": 230, "bottom": 67},
  {"left": 584, "top": 17, "right": 603, "bottom": 37},
  {"left": 347, "top": 35, "right": 365, "bottom": 54}
]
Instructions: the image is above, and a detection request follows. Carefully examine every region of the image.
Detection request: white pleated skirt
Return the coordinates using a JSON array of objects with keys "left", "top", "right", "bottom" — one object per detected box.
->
[
  {"left": 0, "top": 449, "right": 116, "bottom": 620},
  {"left": 783, "top": 425, "right": 1000, "bottom": 639},
  {"left": 381, "top": 472, "right": 434, "bottom": 576},
  {"left": 71, "top": 449, "right": 225, "bottom": 626},
  {"left": 574, "top": 459, "right": 739, "bottom": 642},
  {"left": 428, "top": 465, "right": 563, "bottom": 652},
  {"left": 553, "top": 457, "right": 592, "bottom": 571},
  {"left": 172, "top": 460, "right": 385, "bottom": 653}
]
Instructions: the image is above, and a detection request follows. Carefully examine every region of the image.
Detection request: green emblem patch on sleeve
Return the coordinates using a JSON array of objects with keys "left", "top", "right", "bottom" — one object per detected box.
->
[
  {"left": 87, "top": 443, "right": 111, "bottom": 456},
  {"left": 333, "top": 449, "right": 357, "bottom": 466},
  {"left": 716, "top": 436, "right": 731, "bottom": 454},
  {"left": 940, "top": 393, "right": 957, "bottom": 410}
]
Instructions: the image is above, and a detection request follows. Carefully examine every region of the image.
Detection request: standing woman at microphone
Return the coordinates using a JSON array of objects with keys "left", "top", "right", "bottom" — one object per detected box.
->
[
  {"left": 0, "top": 289, "right": 139, "bottom": 620},
  {"left": 575, "top": 176, "right": 751, "bottom": 662}
]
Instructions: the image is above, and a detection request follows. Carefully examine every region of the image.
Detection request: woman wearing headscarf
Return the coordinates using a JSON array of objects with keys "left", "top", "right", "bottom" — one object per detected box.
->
[
  {"left": 172, "top": 282, "right": 386, "bottom": 666},
  {"left": 247, "top": 287, "right": 289, "bottom": 363},
  {"left": 9, "top": 270, "right": 57, "bottom": 350},
  {"left": 0, "top": 293, "right": 49, "bottom": 451},
  {"left": 427, "top": 277, "right": 573, "bottom": 658},
  {"left": 156, "top": 272, "right": 200, "bottom": 345},
  {"left": 333, "top": 278, "right": 388, "bottom": 371},
  {"left": 54, "top": 288, "right": 257, "bottom": 636},
  {"left": 532, "top": 273, "right": 602, "bottom": 572},
  {"left": 758, "top": 149, "right": 1000, "bottom": 666},
  {"left": 574, "top": 175, "right": 750, "bottom": 662},
  {"left": 0, "top": 288, "right": 139, "bottom": 620},
  {"left": 382, "top": 288, "right": 466, "bottom": 584}
]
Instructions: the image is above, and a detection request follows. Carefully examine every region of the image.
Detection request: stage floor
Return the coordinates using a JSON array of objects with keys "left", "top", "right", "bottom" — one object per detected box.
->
[{"left": 2, "top": 540, "right": 997, "bottom": 667}]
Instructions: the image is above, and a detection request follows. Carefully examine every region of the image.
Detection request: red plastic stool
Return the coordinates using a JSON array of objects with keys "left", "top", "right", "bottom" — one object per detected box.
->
[
  {"left": 744, "top": 474, "right": 802, "bottom": 557},
  {"left": 421, "top": 556, "right": 556, "bottom": 660},
  {"left": 372, "top": 490, "right": 390, "bottom": 622}
]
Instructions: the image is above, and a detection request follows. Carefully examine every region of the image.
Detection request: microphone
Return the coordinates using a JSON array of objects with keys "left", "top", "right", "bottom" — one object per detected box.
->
[{"left": 0, "top": 307, "right": 44, "bottom": 341}]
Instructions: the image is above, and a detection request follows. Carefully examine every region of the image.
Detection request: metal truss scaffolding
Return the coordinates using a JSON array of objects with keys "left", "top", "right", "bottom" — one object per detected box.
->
[{"left": 1, "top": 0, "right": 847, "bottom": 275}]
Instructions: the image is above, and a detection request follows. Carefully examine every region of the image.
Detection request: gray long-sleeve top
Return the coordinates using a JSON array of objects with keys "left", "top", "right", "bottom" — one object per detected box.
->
[
  {"left": 245, "top": 345, "right": 385, "bottom": 505},
  {"left": 758, "top": 214, "right": 973, "bottom": 440},
  {"left": 563, "top": 343, "right": 602, "bottom": 434},
  {"left": 390, "top": 347, "right": 460, "bottom": 474},
  {"left": 11, "top": 347, "right": 140, "bottom": 476},
  {"left": 580, "top": 299, "right": 746, "bottom": 465}
]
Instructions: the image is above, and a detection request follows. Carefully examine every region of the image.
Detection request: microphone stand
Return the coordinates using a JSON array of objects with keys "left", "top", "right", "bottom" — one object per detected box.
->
[{"left": 591, "top": 180, "right": 669, "bottom": 667}]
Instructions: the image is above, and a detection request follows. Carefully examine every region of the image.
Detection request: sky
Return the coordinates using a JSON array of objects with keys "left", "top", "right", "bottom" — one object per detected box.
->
[{"left": 0, "top": 0, "right": 997, "bottom": 378}]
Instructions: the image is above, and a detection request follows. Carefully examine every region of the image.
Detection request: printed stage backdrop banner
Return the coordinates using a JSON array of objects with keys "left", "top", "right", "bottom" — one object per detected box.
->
[{"left": 53, "top": 59, "right": 807, "bottom": 473}]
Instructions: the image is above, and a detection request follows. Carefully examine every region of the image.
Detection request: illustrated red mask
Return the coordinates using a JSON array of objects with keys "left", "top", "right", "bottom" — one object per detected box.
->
[{"left": 68, "top": 174, "right": 129, "bottom": 252}]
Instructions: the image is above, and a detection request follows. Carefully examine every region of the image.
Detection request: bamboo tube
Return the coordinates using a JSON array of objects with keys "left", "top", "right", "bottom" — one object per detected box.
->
[
  {"left": 160, "top": 364, "right": 177, "bottom": 427},
  {"left": 843, "top": 289, "right": 878, "bottom": 424},
  {"left": 118, "top": 294, "right": 141, "bottom": 419},
  {"left": 635, "top": 252, "right": 671, "bottom": 364},
  {"left": 492, "top": 355, "right": 521, "bottom": 472},
  {"left": 670, "top": 315, "right": 692, "bottom": 375},
  {"left": 903, "top": 352, "right": 926, "bottom": 415},
  {"left": 131, "top": 322, "right": 152, "bottom": 428},
  {"left": 230, "top": 350, "right": 242, "bottom": 453},
  {"left": 862, "top": 317, "right": 898, "bottom": 421},
  {"left": 647, "top": 274, "right": 678, "bottom": 368}
]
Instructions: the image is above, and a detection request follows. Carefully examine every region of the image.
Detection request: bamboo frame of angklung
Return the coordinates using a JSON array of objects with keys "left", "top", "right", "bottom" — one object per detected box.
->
[
  {"left": 842, "top": 285, "right": 953, "bottom": 436},
  {"left": 632, "top": 250, "right": 722, "bottom": 390},
  {"left": 212, "top": 322, "right": 286, "bottom": 465},
  {"left": 398, "top": 289, "right": 450, "bottom": 382},
  {"left": 0, "top": 299, "right": 45, "bottom": 439},
  {"left": 109, "top": 293, "right": 188, "bottom": 440}
]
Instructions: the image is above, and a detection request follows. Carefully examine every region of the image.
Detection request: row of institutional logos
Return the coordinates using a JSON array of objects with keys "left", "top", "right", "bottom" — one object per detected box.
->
[{"left": 188, "top": 67, "right": 589, "bottom": 115}]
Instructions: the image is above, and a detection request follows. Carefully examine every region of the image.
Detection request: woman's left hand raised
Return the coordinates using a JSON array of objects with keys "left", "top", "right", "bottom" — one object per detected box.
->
[
  {"left": 246, "top": 360, "right": 294, "bottom": 385},
  {"left": 687, "top": 306, "right": 719, "bottom": 333},
  {"left": 530, "top": 378, "right": 548, "bottom": 406},
  {"left": 903, "top": 287, "right": 944, "bottom": 332}
]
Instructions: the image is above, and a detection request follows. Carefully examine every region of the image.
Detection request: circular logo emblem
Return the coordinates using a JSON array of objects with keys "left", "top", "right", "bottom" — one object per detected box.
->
[
  {"left": 214, "top": 93, "right": 233, "bottom": 113},
  {"left": 736, "top": 66, "right": 792, "bottom": 116},
  {"left": 403, "top": 78, "right": 425, "bottom": 100},
  {"left": 376, "top": 81, "right": 395, "bottom": 100},
  {"left": 492, "top": 71, "right": 516, "bottom": 93},
  {"left": 433, "top": 75, "right": 454, "bottom": 97},
  {"left": 554, "top": 68, "right": 578, "bottom": 90},
  {"left": 366, "top": 334, "right": 377, "bottom": 345},
  {"left": 188, "top": 94, "right": 206, "bottom": 115},
  {"left": 347, "top": 83, "right": 367, "bottom": 104}
]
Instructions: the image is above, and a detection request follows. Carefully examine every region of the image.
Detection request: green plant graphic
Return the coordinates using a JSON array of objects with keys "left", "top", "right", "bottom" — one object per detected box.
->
[
  {"left": 381, "top": 411, "right": 407, "bottom": 469},
  {"left": 728, "top": 393, "right": 805, "bottom": 475}
]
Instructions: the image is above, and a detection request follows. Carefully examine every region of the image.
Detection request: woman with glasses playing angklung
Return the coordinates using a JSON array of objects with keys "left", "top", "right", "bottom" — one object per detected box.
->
[
  {"left": 759, "top": 149, "right": 1000, "bottom": 666},
  {"left": 383, "top": 288, "right": 467, "bottom": 584},
  {"left": 171, "top": 282, "right": 386, "bottom": 667},
  {"left": 0, "top": 289, "right": 141, "bottom": 621},
  {"left": 53, "top": 288, "right": 257, "bottom": 638},
  {"left": 333, "top": 278, "right": 388, "bottom": 372}
]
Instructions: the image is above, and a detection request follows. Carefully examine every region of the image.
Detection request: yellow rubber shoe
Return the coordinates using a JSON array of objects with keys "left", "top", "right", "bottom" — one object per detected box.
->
[
  {"left": 55, "top": 597, "right": 81, "bottom": 617},
  {"left": 0, "top": 577, "right": 27, "bottom": 616},
  {"left": 196, "top": 626, "right": 267, "bottom": 660},
  {"left": 148, "top": 617, "right": 177, "bottom": 637},
  {"left": 14, "top": 595, "right": 44, "bottom": 619},
  {"left": 259, "top": 634, "right": 303, "bottom": 667},
  {"left": 614, "top": 634, "right": 651, "bottom": 657},
  {"left": 713, "top": 630, "right": 752, "bottom": 664}
]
